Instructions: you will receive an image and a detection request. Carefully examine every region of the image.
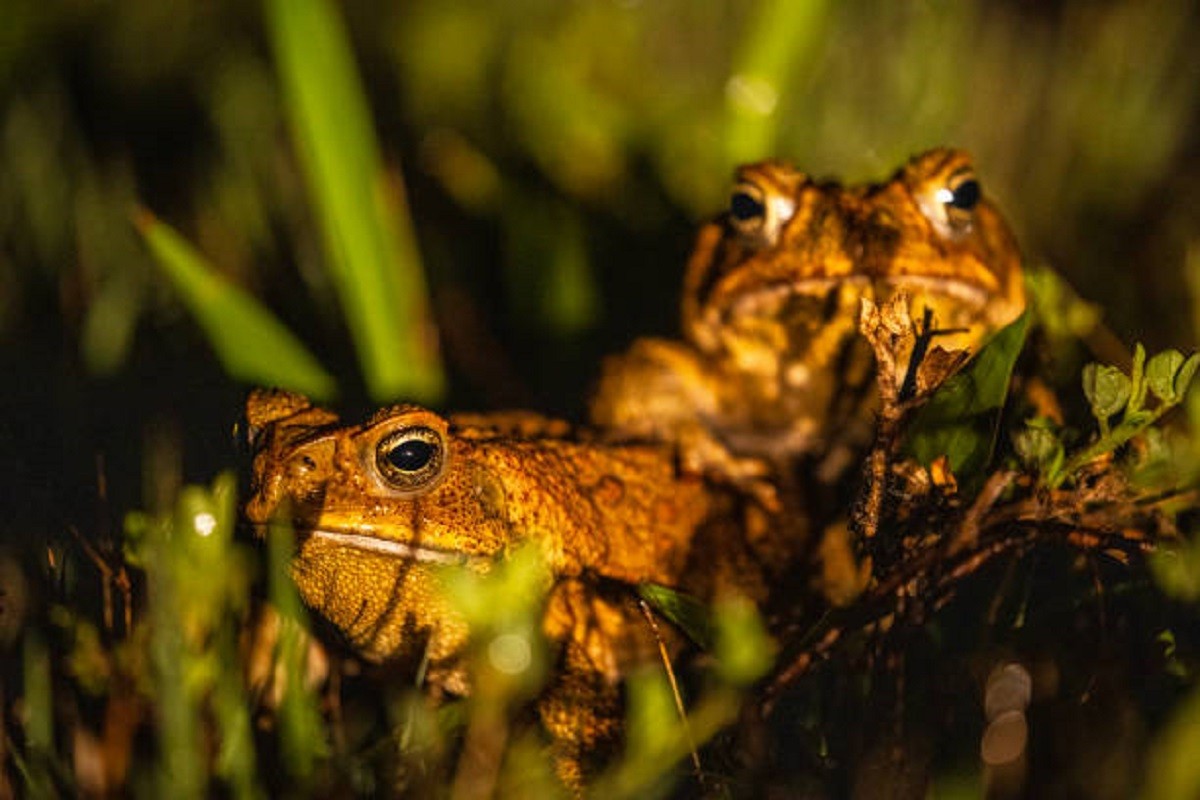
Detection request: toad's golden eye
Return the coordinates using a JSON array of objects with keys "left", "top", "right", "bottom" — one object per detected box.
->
[
  {"left": 728, "top": 181, "right": 794, "bottom": 247},
  {"left": 376, "top": 426, "right": 445, "bottom": 491},
  {"left": 922, "top": 168, "right": 981, "bottom": 237}
]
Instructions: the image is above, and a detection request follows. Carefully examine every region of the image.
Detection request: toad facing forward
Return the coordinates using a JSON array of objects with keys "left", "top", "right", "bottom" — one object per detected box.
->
[{"left": 590, "top": 149, "right": 1025, "bottom": 485}]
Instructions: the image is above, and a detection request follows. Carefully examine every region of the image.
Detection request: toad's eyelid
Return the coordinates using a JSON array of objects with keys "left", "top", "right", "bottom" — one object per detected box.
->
[{"left": 286, "top": 428, "right": 339, "bottom": 450}]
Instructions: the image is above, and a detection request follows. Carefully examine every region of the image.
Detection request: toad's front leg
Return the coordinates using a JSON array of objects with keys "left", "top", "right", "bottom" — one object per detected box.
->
[{"left": 589, "top": 337, "right": 777, "bottom": 507}]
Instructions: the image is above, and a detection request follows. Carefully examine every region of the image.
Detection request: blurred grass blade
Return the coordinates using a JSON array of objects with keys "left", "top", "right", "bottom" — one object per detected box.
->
[
  {"left": 726, "top": 0, "right": 832, "bottom": 165},
  {"left": 265, "top": 0, "right": 444, "bottom": 403},
  {"left": 712, "top": 596, "right": 774, "bottom": 685},
  {"left": 267, "top": 518, "right": 329, "bottom": 777},
  {"left": 1144, "top": 681, "right": 1200, "bottom": 799},
  {"left": 21, "top": 632, "right": 53, "bottom": 754},
  {"left": 503, "top": 194, "right": 599, "bottom": 335},
  {"left": 146, "top": 513, "right": 205, "bottom": 797},
  {"left": 135, "top": 209, "right": 337, "bottom": 400}
]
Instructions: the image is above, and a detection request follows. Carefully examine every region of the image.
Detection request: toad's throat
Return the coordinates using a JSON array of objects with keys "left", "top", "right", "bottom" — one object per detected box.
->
[{"left": 308, "top": 529, "right": 471, "bottom": 565}]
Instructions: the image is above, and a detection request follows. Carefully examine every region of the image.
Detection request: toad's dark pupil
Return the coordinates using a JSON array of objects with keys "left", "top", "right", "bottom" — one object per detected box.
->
[
  {"left": 730, "top": 191, "right": 766, "bottom": 222},
  {"left": 948, "top": 179, "right": 980, "bottom": 211},
  {"left": 387, "top": 439, "right": 435, "bottom": 472}
]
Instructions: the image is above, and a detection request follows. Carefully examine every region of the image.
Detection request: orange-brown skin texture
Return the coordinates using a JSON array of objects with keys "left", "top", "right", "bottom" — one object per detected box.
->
[
  {"left": 590, "top": 149, "right": 1025, "bottom": 479},
  {"left": 242, "top": 389, "right": 785, "bottom": 784}
]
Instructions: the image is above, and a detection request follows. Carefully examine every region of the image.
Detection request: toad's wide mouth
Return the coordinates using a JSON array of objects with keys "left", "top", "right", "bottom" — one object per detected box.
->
[
  {"left": 724, "top": 273, "right": 994, "bottom": 322},
  {"left": 306, "top": 529, "right": 473, "bottom": 565},
  {"left": 878, "top": 273, "right": 993, "bottom": 307}
]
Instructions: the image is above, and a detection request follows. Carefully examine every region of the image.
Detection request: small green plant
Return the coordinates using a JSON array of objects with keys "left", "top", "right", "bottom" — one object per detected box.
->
[
  {"left": 122, "top": 474, "right": 271, "bottom": 797},
  {"left": 423, "top": 545, "right": 557, "bottom": 797},
  {"left": 1014, "top": 344, "right": 1200, "bottom": 487}
]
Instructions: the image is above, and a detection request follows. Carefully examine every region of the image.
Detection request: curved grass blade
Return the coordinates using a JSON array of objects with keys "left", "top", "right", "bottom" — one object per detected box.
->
[
  {"left": 265, "top": 0, "right": 444, "bottom": 403},
  {"left": 134, "top": 208, "right": 337, "bottom": 400}
]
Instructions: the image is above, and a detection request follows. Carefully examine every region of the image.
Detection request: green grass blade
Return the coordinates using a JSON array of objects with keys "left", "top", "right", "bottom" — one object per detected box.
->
[
  {"left": 135, "top": 209, "right": 337, "bottom": 400},
  {"left": 725, "top": 0, "right": 832, "bottom": 166},
  {"left": 266, "top": 518, "right": 329, "bottom": 778},
  {"left": 265, "top": 0, "right": 444, "bottom": 403}
]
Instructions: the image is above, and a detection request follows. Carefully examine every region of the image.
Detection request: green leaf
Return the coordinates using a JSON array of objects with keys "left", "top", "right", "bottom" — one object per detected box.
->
[
  {"left": 1128, "top": 343, "right": 1148, "bottom": 412},
  {"left": 1081, "top": 362, "right": 1131, "bottom": 421},
  {"left": 135, "top": 209, "right": 337, "bottom": 400},
  {"left": 1121, "top": 409, "right": 1156, "bottom": 430},
  {"left": 266, "top": 0, "right": 443, "bottom": 403},
  {"left": 1013, "top": 421, "right": 1064, "bottom": 475},
  {"left": 1174, "top": 353, "right": 1200, "bottom": 401},
  {"left": 637, "top": 583, "right": 714, "bottom": 650},
  {"left": 904, "top": 312, "right": 1029, "bottom": 477},
  {"left": 1147, "top": 350, "right": 1186, "bottom": 403}
]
